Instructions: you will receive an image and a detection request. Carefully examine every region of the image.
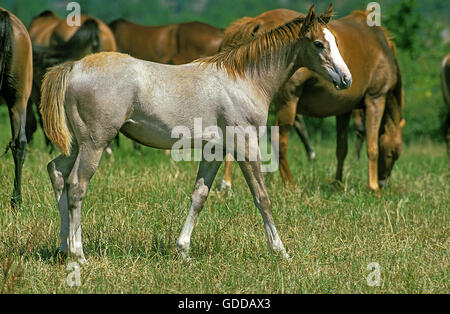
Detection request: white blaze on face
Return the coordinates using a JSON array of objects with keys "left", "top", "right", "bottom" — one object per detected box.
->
[{"left": 323, "top": 28, "right": 351, "bottom": 78}]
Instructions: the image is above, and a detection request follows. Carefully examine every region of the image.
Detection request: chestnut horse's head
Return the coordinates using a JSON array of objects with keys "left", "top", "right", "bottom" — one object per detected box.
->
[
  {"left": 298, "top": 4, "right": 352, "bottom": 90},
  {"left": 378, "top": 92, "right": 406, "bottom": 187}
]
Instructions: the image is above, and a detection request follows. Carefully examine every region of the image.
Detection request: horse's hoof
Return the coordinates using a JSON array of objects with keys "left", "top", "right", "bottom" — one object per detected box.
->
[
  {"left": 378, "top": 179, "right": 389, "bottom": 189},
  {"left": 308, "top": 151, "right": 317, "bottom": 161},
  {"left": 220, "top": 179, "right": 232, "bottom": 195},
  {"left": 10, "top": 195, "right": 22, "bottom": 209}
]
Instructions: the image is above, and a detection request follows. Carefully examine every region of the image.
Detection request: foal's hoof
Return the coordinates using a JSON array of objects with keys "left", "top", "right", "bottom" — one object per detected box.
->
[
  {"left": 176, "top": 249, "right": 191, "bottom": 261},
  {"left": 308, "top": 151, "right": 317, "bottom": 161},
  {"left": 176, "top": 242, "right": 191, "bottom": 261},
  {"left": 281, "top": 251, "right": 290, "bottom": 260},
  {"left": 105, "top": 147, "right": 114, "bottom": 156}
]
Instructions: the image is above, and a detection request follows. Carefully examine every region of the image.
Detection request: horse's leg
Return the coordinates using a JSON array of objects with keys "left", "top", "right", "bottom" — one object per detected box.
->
[
  {"left": 335, "top": 112, "right": 351, "bottom": 182},
  {"left": 274, "top": 101, "right": 297, "bottom": 186},
  {"left": 63, "top": 144, "right": 105, "bottom": 263},
  {"left": 220, "top": 154, "right": 233, "bottom": 192},
  {"left": 177, "top": 159, "right": 222, "bottom": 258},
  {"left": 237, "top": 159, "right": 288, "bottom": 258},
  {"left": 294, "top": 114, "right": 316, "bottom": 160},
  {"left": 25, "top": 98, "right": 37, "bottom": 145},
  {"left": 277, "top": 124, "right": 294, "bottom": 185},
  {"left": 365, "top": 95, "right": 386, "bottom": 191},
  {"left": 446, "top": 112, "right": 450, "bottom": 170},
  {"left": 353, "top": 109, "right": 365, "bottom": 161},
  {"left": 47, "top": 152, "right": 78, "bottom": 255},
  {"left": 7, "top": 97, "right": 27, "bottom": 208}
]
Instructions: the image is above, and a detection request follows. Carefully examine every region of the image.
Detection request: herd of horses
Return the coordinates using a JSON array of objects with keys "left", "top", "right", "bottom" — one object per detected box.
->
[{"left": 0, "top": 4, "right": 448, "bottom": 262}]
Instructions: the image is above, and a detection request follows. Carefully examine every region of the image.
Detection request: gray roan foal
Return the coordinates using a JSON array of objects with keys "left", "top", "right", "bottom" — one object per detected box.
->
[{"left": 40, "top": 5, "right": 351, "bottom": 263}]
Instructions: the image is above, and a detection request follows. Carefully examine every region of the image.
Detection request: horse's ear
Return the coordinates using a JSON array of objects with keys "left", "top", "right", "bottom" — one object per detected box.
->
[
  {"left": 300, "top": 4, "right": 316, "bottom": 36},
  {"left": 399, "top": 118, "right": 406, "bottom": 129},
  {"left": 320, "top": 3, "right": 334, "bottom": 24}
]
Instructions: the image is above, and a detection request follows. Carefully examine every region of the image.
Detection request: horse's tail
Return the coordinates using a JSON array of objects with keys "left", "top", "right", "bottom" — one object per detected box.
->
[
  {"left": 0, "top": 10, "right": 13, "bottom": 90},
  {"left": 40, "top": 62, "right": 74, "bottom": 156},
  {"left": 33, "top": 18, "right": 100, "bottom": 69}
]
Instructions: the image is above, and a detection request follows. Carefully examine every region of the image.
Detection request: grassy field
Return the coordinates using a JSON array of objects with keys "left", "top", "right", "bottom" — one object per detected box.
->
[{"left": 0, "top": 106, "right": 448, "bottom": 294}]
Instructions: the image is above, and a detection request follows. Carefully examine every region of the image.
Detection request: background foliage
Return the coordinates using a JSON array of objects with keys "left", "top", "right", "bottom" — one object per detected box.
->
[{"left": 1, "top": 0, "right": 449, "bottom": 142}]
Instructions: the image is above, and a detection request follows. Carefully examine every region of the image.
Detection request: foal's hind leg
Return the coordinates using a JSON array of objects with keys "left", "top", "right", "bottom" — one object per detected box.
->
[
  {"left": 48, "top": 144, "right": 105, "bottom": 263},
  {"left": 47, "top": 152, "right": 78, "bottom": 254},
  {"left": 177, "top": 159, "right": 222, "bottom": 258},
  {"left": 238, "top": 160, "right": 288, "bottom": 258},
  {"left": 64, "top": 146, "right": 105, "bottom": 263}
]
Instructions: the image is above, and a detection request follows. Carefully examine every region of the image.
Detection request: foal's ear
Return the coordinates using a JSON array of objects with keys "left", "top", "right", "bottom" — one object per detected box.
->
[
  {"left": 300, "top": 4, "right": 316, "bottom": 36},
  {"left": 320, "top": 3, "right": 334, "bottom": 24}
]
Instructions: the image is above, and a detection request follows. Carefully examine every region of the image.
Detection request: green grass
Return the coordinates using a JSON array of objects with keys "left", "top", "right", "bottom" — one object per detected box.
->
[{"left": 0, "top": 106, "right": 448, "bottom": 293}]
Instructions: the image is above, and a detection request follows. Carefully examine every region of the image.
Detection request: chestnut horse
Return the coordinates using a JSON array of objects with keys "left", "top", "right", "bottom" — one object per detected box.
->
[
  {"left": 0, "top": 8, "right": 33, "bottom": 207},
  {"left": 222, "top": 9, "right": 404, "bottom": 191},
  {"left": 109, "top": 19, "right": 223, "bottom": 65},
  {"left": 40, "top": 5, "right": 350, "bottom": 262},
  {"left": 26, "top": 11, "right": 116, "bottom": 146},
  {"left": 441, "top": 53, "right": 450, "bottom": 168}
]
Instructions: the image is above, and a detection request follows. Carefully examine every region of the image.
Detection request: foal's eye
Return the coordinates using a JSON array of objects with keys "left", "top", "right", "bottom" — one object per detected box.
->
[{"left": 314, "top": 41, "right": 325, "bottom": 49}]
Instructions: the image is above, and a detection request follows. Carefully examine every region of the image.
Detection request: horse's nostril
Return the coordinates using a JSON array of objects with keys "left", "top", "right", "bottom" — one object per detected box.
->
[{"left": 341, "top": 75, "right": 352, "bottom": 88}]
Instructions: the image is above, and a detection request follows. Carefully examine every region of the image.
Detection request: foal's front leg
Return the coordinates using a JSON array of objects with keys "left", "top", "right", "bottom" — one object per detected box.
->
[
  {"left": 177, "top": 159, "right": 222, "bottom": 258},
  {"left": 238, "top": 160, "right": 289, "bottom": 259}
]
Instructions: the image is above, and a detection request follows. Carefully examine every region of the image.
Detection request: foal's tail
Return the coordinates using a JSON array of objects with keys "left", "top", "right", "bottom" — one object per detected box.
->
[
  {"left": 0, "top": 10, "right": 13, "bottom": 90},
  {"left": 40, "top": 62, "right": 74, "bottom": 156}
]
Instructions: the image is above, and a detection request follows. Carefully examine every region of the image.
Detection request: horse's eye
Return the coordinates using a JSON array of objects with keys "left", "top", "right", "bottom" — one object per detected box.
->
[{"left": 314, "top": 41, "right": 325, "bottom": 49}]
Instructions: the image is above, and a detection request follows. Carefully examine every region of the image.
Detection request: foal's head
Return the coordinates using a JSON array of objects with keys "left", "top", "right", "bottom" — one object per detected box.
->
[{"left": 297, "top": 4, "right": 352, "bottom": 90}]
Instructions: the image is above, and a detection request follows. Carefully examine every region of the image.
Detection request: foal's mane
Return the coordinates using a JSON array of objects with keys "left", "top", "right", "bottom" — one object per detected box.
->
[
  {"left": 199, "top": 17, "right": 305, "bottom": 78},
  {"left": 199, "top": 9, "right": 332, "bottom": 79}
]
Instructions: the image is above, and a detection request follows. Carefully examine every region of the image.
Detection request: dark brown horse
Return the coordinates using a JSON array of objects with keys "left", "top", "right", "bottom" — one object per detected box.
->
[
  {"left": 441, "top": 53, "right": 450, "bottom": 168},
  {"left": 109, "top": 19, "right": 223, "bottom": 65},
  {"left": 222, "top": 9, "right": 405, "bottom": 191},
  {"left": 0, "top": 8, "right": 33, "bottom": 207},
  {"left": 29, "top": 10, "right": 116, "bottom": 51},
  {"left": 28, "top": 10, "right": 60, "bottom": 46},
  {"left": 26, "top": 11, "right": 116, "bottom": 146}
]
